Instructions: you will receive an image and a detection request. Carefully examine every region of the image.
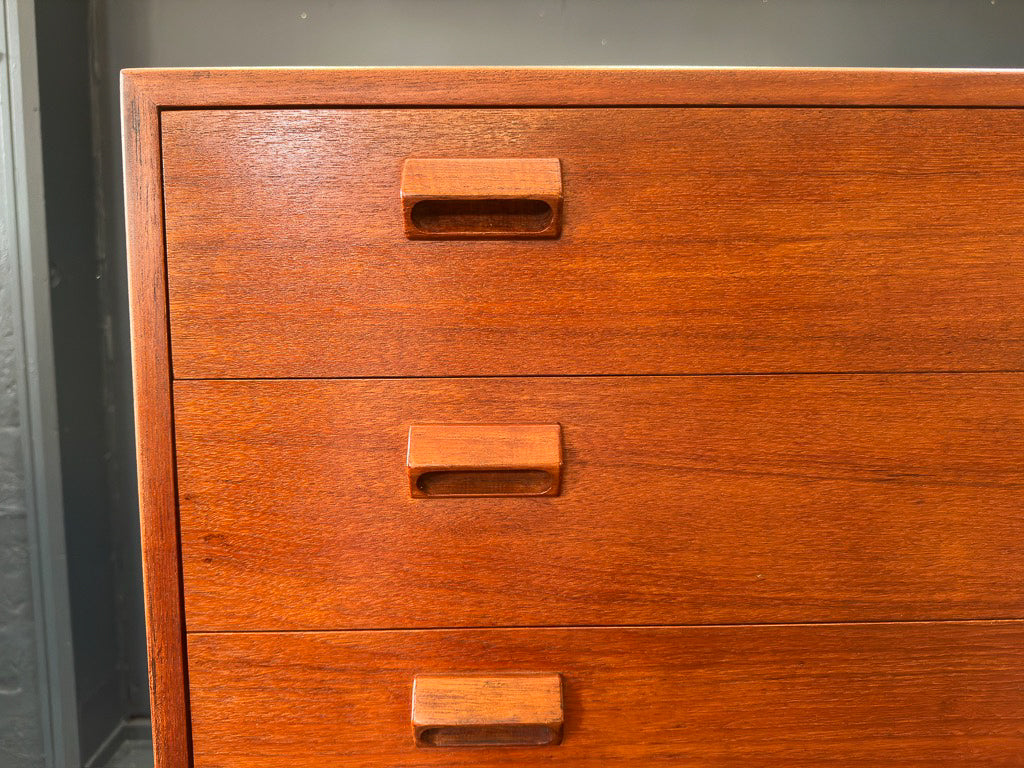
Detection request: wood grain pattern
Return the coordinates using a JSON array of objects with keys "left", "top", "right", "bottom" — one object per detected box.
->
[
  {"left": 407, "top": 423, "right": 562, "bottom": 497},
  {"left": 401, "top": 158, "right": 562, "bottom": 238},
  {"left": 120, "top": 75, "right": 190, "bottom": 768},
  {"left": 124, "top": 68, "right": 1024, "bottom": 766},
  {"left": 162, "top": 107, "right": 1024, "bottom": 377},
  {"left": 174, "top": 375, "right": 1024, "bottom": 632},
  {"left": 186, "top": 622, "right": 1024, "bottom": 767},
  {"left": 123, "top": 67, "right": 1024, "bottom": 108},
  {"left": 412, "top": 674, "right": 563, "bottom": 747}
]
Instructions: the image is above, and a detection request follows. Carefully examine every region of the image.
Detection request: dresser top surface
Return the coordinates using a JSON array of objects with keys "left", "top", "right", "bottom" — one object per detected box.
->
[{"left": 121, "top": 66, "right": 1024, "bottom": 107}]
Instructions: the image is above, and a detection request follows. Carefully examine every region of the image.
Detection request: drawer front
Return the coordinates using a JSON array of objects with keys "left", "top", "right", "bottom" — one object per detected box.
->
[
  {"left": 187, "top": 622, "right": 1024, "bottom": 767},
  {"left": 162, "top": 108, "right": 1024, "bottom": 378},
  {"left": 174, "top": 374, "right": 1024, "bottom": 631}
]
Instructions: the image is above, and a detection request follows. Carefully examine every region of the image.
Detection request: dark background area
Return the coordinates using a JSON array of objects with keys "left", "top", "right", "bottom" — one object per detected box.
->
[{"left": 4, "top": 1, "right": 1023, "bottom": 766}]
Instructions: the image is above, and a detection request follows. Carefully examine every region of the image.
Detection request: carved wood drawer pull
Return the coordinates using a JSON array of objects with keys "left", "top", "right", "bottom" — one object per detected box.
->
[
  {"left": 407, "top": 423, "right": 563, "bottom": 498},
  {"left": 401, "top": 158, "right": 562, "bottom": 239},
  {"left": 412, "top": 674, "right": 564, "bottom": 748}
]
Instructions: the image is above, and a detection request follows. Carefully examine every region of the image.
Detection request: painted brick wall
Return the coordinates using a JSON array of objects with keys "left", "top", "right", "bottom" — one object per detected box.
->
[{"left": 0, "top": 188, "right": 44, "bottom": 768}]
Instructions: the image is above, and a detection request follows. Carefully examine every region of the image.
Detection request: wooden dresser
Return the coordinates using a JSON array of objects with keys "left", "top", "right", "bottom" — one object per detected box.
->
[{"left": 122, "top": 68, "right": 1024, "bottom": 767}]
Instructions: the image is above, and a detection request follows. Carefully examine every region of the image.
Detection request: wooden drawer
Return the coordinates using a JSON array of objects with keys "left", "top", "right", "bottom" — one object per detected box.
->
[
  {"left": 187, "top": 622, "right": 1024, "bottom": 767},
  {"left": 125, "top": 69, "right": 1024, "bottom": 768},
  {"left": 162, "top": 107, "right": 1024, "bottom": 379},
  {"left": 174, "top": 374, "right": 1024, "bottom": 631}
]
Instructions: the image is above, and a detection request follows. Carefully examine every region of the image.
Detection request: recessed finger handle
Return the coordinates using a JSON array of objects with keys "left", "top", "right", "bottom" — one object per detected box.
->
[
  {"left": 401, "top": 158, "right": 562, "bottom": 239},
  {"left": 412, "top": 674, "right": 564, "bottom": 748},
  {"left": 407, "top": 424, "right": 562, "bottom": 498}
]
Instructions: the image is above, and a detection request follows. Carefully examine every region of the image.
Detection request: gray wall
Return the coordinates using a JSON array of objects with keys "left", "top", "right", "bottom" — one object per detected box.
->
[
  {"left": 35, "top": 0, "right": 124, "bottom": 761},
  {"left": 2, "top": 1, "right": 77, "bottom": 766},
  {"left": 0, "top": 168, "right": 45, "bottom": 768},
  {"left": 81, "top": 0, "right": 1024, "bottom": 737}
]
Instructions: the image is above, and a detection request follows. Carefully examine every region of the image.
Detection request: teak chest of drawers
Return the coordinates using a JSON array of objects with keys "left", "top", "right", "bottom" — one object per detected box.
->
[{"left": 123, "top": 68, "right": 1024, "bottom": 767}]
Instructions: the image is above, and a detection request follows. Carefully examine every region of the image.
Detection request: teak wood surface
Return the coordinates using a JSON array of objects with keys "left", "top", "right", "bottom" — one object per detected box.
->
[
  {"left": 121, "top": 68, "right": 1024, "bottom": 768},
  {"left": 163, "top": 106, "right": 1024, "bottom": 378},
  {"left": 407, "top": 423, "right": 563, "bottom": 498},
  {"left": 401, "top": 158, "right": 563, "bottom": 238},
  {"left": 174, "top": 375, "right": 1024, "bottom": 632},
  {"left": 411, "top": 674, "right": 564, "bottom": 747},
  {"left": 186, "top": 622, "right": 1024, "bottom": 767},
  {"left": 123, "top": 66, "right": 1024, "bottom": 107},
  {"left": 122, "top": 73, "right": 189, "bottom": 768}
]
